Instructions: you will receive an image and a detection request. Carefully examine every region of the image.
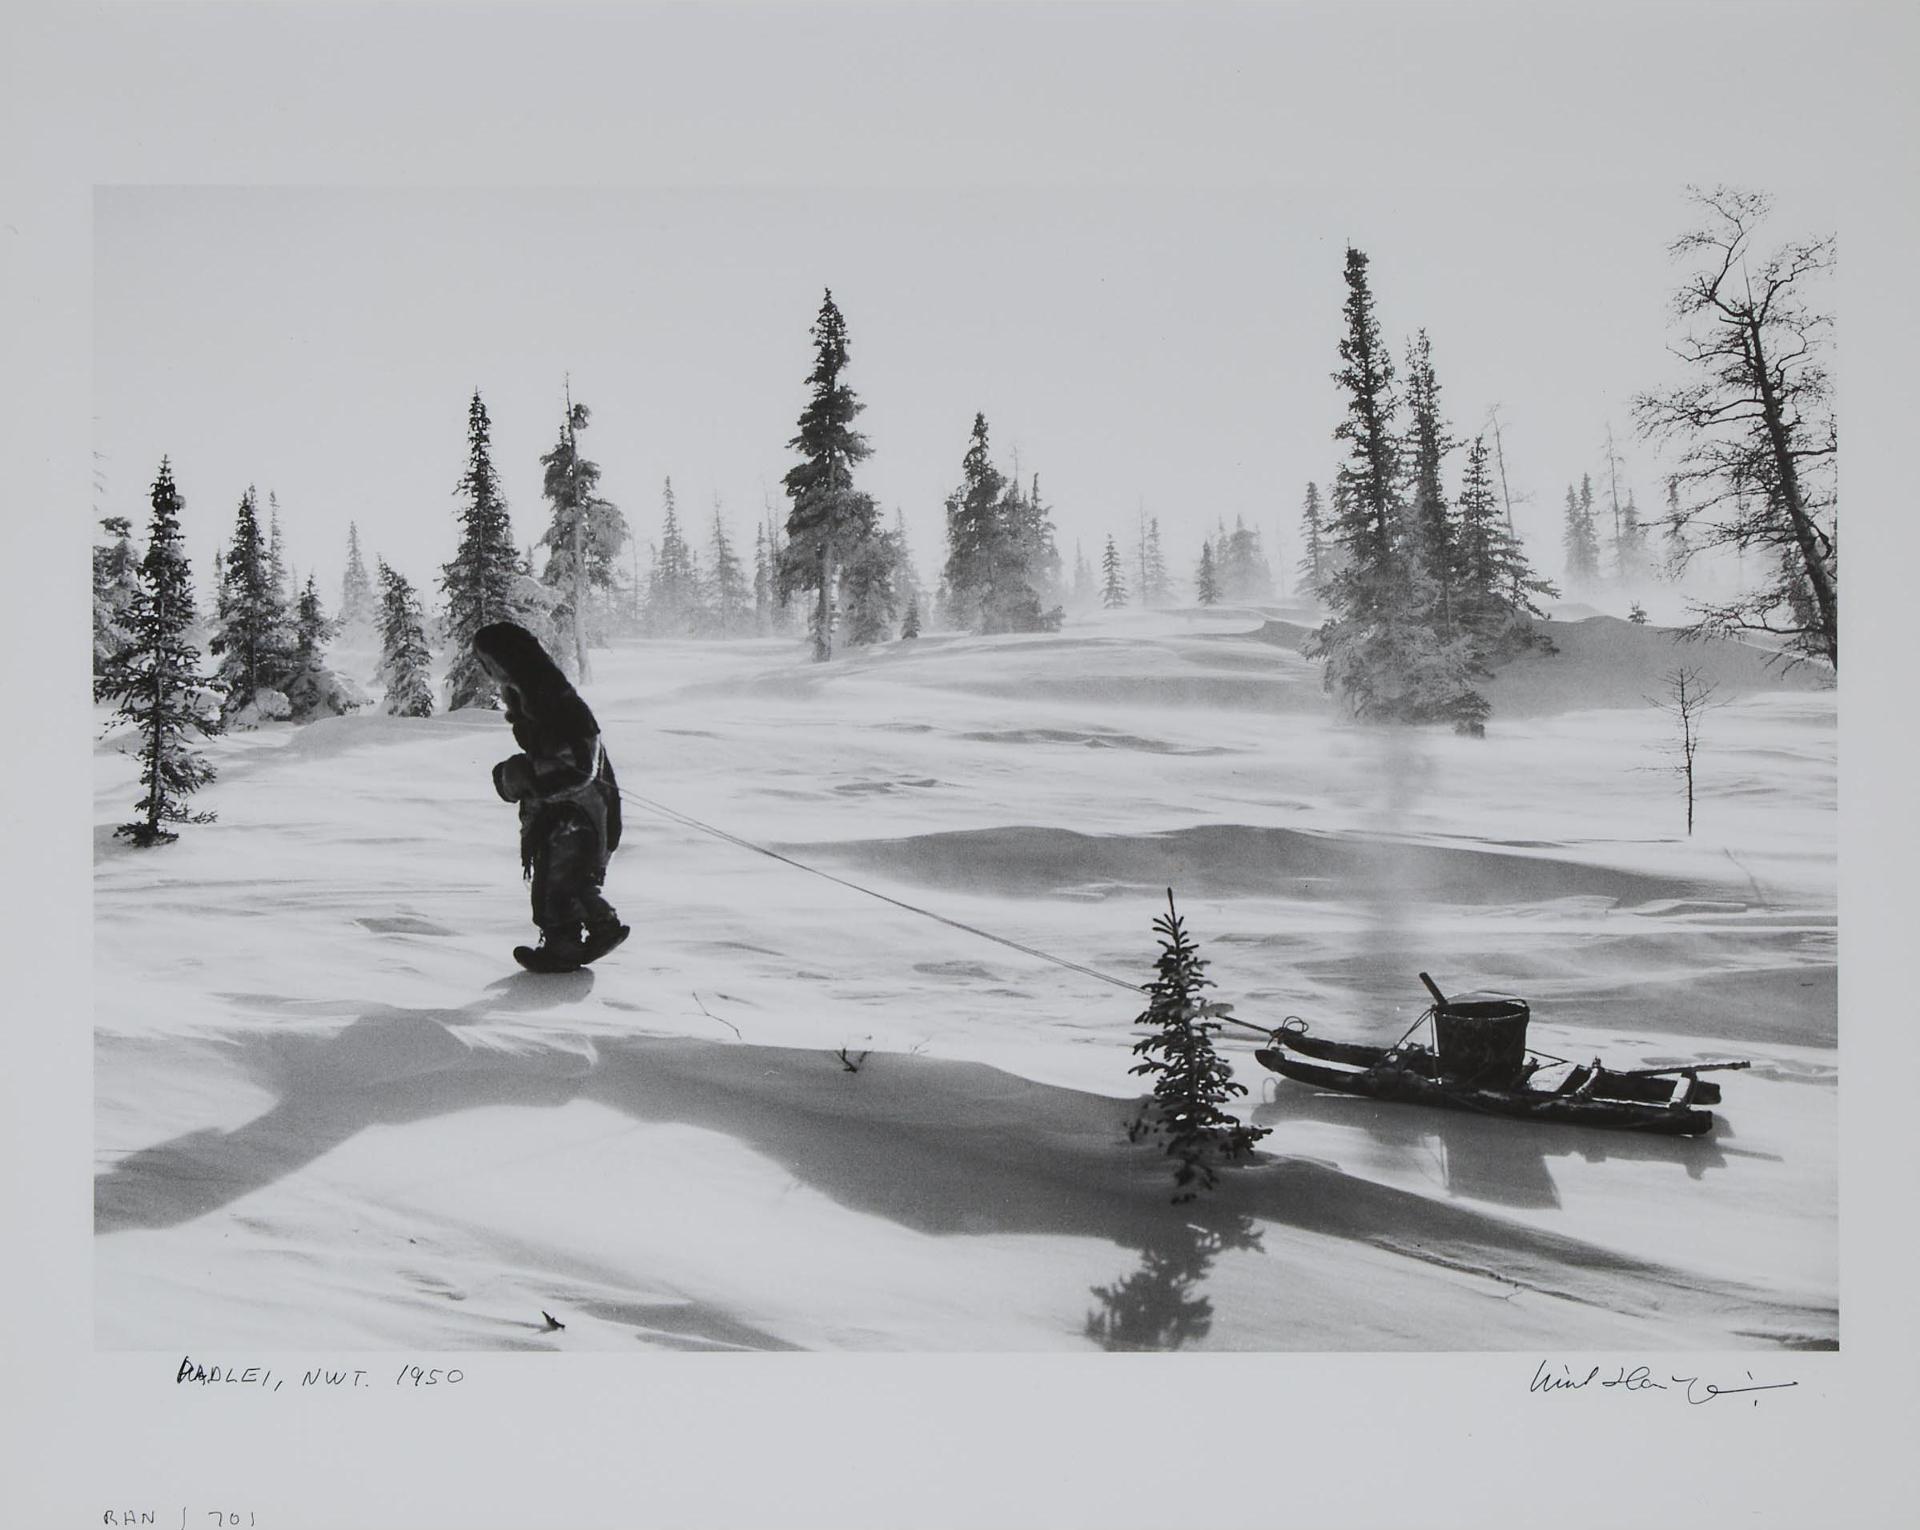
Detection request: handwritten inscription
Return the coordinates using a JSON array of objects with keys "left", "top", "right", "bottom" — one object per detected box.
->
[
  {"left": 172, "top": 1356, "right": 466, "bottom": 1393},
  {"left": 1530, "top": 1360, "right": 1799, "bottom": 1405}
]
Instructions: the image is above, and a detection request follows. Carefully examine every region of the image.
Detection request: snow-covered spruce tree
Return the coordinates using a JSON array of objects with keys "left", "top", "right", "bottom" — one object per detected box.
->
[
  {"left": 93, "top": 515, "right": 141, "bottom": 698},
  {"left": 338, "top": 520, "right": 376, "bottom": 632},
  {"left": 644, "top": 478, "right": 705, "bottom": 637},
  {"left": 1128, "top": 891, "right": 1267, "bottom": 1203},
  {"left": 900, "top": 592, "right": 922, "bottom": 639},
  {"left": 705, "top": 503, "right": 752, "bottom": 636},
  {"left": 942, "top": 413, "right": 1003, "bottom": 631},
  {"left": 1455, "top": 435, "right": 1555, "bottom": 661},
  {"left": 1401, "top": 331, "right": 1460, "bottom": 640},
  {"left": 840, "top": 519, "right": 901, "bottom": 644},
  {"left": 1137, "top": 514, "right": 1172, "bottom": 607},
  {"left": 1216, "top": 515, "right": 1273, "bottom": 603},
  {"left": 779, "top": 289, "right": 882, "bottom": 660},
  {"left": 1015, "top": 474, "right": 1064, "bottom": 618},
  {"left": 106, "top": 460, "right": 220, "bottom": 846},
  {"left": 752, "top": 521, "right": 774, "bottom": 635},
  {"left": 1195, "top": 540, "right": 1220, "bottom": 605},
  {"left": 1298, "top": 481, "right": 1330, "bottom": 597},
  {"left": 1309, "top": 247, "right": 1482, "bottom": 729},
  {"left": 1562, "top": 478, "right": 1602, "bottom": 590},
  {"left": 208, "top": 484, "right": 297, "bottom": 724},
  {"left": 1100, "top": 534, "right": 1128, "bottom": 608},
  {"left": 892, "top": 506, "right": 925, "bottom": 622},
  {"left": 941, "top": 414, "right": 1058, "bottom": 633},
  {"left": 376, "top": 560, "right": 435, "bottom": 718},
  {"left": 539, "top": 387, "right": 628, "bottom": 681},
  {"left": 282, "top": 574, "right": 362, "bottom": 720},
  {"left": 441, "top": 390, "right": 523, "bottom": 709}
]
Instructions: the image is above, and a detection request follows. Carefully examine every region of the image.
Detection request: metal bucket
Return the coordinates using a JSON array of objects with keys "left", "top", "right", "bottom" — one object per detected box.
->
[{"left": 1432, "top": 994, "right": 1531, "bottom": 1085}]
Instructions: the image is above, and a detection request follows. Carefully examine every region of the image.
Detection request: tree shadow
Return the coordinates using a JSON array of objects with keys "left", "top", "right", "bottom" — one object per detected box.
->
[{"left": 1084, "top": 1209, "right": 1264, "bottom": 1352}]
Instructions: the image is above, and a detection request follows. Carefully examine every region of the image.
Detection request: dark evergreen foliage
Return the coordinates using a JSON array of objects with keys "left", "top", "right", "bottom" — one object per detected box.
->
[
  {"left": 208, "top": 485, "right": 297, "bottom": 722},
  {"left": 1128, "top": 892, "right": 1268, "bottom": 1203},
  {"left": 1298, "top": 481, "right": 1330, "bottom": 597},
  {"left": 1100, "top": 534, "right": 1128, "bottom": 608},
  {"left": 942, "top": 414, "right": 1062, "bottom": 634},
  {"left": 442, "top": 390, "right": 524, "bottom": 708},
  {"left": 1195, "top": 541, "right": 1220, "bottom": 605},
  {"left": 93, "top": 515, "right": 141, "bottom": 697},
  {"left": 376, "top": 560, "right": 436, "bottom": 717},
  {"left": 778, "top": 289, "right": 883, "bottom": 660},
  {"left": 339, "top": 520, "right": 376, "bottom": 631},
  {"left": 644, "top": 478, "right": 704, "bottom": 637},
  {"left": 704, "top": 505, "right": 752, "bottom": 635},
  {"left": 104, "top": 460, "right": 220, "bottom": 845}
]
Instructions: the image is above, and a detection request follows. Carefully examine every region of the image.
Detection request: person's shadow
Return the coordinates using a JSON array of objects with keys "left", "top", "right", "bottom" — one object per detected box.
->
[{"left": 94, "top": 970, "right": 597, "bottom": 1234}]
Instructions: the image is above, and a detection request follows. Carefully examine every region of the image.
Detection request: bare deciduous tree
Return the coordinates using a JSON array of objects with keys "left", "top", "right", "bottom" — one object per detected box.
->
[
  {"left": 1633, "top": 188, "right": 1836, "bottom": 672},
  {"left": 1650, "top": 665, "right": 1719, "bottom": 836}
]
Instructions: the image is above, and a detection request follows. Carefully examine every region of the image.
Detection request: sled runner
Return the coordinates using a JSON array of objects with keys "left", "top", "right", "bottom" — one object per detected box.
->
[{"left": 1253, "top": 974, "right": 1748, "bottom": 1137}]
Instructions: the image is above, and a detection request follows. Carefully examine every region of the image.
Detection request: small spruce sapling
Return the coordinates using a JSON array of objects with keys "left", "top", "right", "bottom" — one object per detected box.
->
[{"left": 1128, "top": 890, "right": 1268, "bottom": 1202}]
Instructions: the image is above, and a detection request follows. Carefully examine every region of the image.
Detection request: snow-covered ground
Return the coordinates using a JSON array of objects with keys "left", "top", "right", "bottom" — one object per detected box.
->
[{"left": 93, "top": 609, "right": 1837, "bottom": 1350}]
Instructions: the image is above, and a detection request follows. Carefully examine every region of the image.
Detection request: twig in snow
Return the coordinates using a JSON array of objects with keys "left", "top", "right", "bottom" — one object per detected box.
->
[{"left": 692, "top": 992, "right": 742, "bottom": 1039}]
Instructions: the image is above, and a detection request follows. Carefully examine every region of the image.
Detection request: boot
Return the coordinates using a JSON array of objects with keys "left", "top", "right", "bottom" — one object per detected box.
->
[
  {"left": 514, "top": 926, "right": 587, "bottom": 974},
  {"left": 577, "top": 914, "right": 630, "bottom": 965}
]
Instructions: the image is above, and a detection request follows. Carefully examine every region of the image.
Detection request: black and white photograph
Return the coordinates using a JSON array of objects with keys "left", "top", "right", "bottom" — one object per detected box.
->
[{"left": 8, "top": 2, "right": 1917, "bottom": 1527}]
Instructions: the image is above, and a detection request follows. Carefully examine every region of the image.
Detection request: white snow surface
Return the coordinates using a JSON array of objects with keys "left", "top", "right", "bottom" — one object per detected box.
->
[{"left": 94, "top": 611, "right": 1837, "bottom": 1351}]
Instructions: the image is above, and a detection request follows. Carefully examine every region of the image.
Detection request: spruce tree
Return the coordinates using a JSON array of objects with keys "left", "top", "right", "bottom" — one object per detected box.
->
[
  {"left": 1562, "top": 480, "right": 1602, "bottom": 589},
  {"left": 705, "top": 502, "right": 752, "bottom": 636},
  {"left": 779, "top": 289, "right": 880, "bottom": 660},
  {"left": 442, "top": 390, "right": 522, "bottom": 708},
  {"left": 283, "top": 574, "right": 360, "bottom": 719},
  {"left": 646, "top": 478, "right": 705, "bottom": 636},
  {"left": 209, "top": 485, "right": 296, "bottom": 722},
  {"left": 539, "top": 387, "right": 628, "bottom": 680},
  {"left": 93, "top": 515, "right": 141, "bottom": 697},
  {"left": 376, "top": 560, "right": 436, "bottom": 717},
  {"left": 1195, "top": 541, "right": 1220, "bottom": 605},
  {"left": 1298, "top": 481, "right": 1329, "bottom": 597},
  {"left": 1100, "top": 535, "right": 1129, "bottom": 608},
  {"left": 339, "top": 520, "right": 375, "bottom": 631},
  {"left": 1128, "top": 891, "right": 1268, "bottom": 1202},
  {"left": 892, "top": 506, "right": 925, "bottom": 619},
  {"left": 105, "top": 459, "right": 220, "bottom": 845},
  {"left": 900, "top": 593, "right": 922, "bottom": 639},
  {"left": 1216, "top": 516, "right": 1273, "bottom": 602},
  {"left": 752, "top": 521, "right": 774, "bottom": 635},
  {"left": 1401, "top": 331, "right": 1459, "bottom": 637},
  {"left": 1309, "top": 248, "right": 1484, "bottom": 730},
  {"left": 841, "top": 520, "right": 901, "bottom": 644},
  {"left": 1309, "top": 247, "right": 1415, "bottom": 716},
  {"left": 943, "top": 412, "right": 1007, "bottom": 630}
]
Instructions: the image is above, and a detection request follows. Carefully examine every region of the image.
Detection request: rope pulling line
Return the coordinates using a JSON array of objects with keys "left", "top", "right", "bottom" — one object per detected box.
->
[{"left": 616, "top": 785, "right": 1152, "bottom": 999}]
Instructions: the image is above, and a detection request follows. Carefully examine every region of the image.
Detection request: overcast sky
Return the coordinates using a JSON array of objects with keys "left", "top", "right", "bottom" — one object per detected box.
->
[{"left": 94, "top": 178, "right": 1834, "bottom": 603}]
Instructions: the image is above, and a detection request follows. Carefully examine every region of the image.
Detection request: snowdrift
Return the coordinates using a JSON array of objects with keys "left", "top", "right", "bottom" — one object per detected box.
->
[{"left": 94, "top": 610, "right": 1836, "bottom": 1350}]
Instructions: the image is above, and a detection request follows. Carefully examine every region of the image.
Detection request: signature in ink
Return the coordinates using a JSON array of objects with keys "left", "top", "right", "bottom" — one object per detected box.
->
[
  {"left": 1671, "top": 1370, "right": 1801, "bottom": 1406},
  {"left": 1530, "top": 1361, "right": 1799, "bottom": 1405}
]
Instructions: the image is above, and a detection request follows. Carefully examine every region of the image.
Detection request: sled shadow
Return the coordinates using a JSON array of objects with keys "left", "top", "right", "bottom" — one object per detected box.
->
[{"left": 1251, "top": 1084, "right": 1732, "bottom": 1211}]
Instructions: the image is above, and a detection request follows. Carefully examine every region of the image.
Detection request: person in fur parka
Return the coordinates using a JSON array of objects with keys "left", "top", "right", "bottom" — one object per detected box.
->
[{"left": 472, "top": 621, "right": 627, "bottom": 970}]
